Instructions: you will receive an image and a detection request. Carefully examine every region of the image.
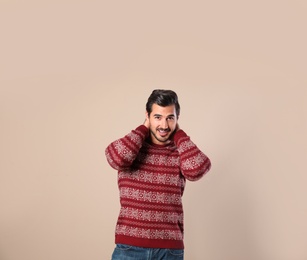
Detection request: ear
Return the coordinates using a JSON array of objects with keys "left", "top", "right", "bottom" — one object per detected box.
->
[{"left": 145, "top": 111, "right": 149, "bottom": 119}]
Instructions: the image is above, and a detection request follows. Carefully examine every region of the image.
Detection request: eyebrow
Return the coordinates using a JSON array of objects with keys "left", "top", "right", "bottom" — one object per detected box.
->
[{"left": 153, "top": 114, "right": 175, "bottom": 117}]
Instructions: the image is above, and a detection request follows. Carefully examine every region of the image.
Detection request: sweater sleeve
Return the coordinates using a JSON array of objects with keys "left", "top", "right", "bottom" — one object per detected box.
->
[
  {"left": 173, "top": 129, "right": 211, "bottom": 181},
  {"left": 105, "top": 125, "right": 148, "bottom": 171}
]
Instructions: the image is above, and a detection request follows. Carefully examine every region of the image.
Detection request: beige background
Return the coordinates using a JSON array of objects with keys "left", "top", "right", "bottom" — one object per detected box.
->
[{"left": 0, "top": 1, "right": 306, "bottom": 259}]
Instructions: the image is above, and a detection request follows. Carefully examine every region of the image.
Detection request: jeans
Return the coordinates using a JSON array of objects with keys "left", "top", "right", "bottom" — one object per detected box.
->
[{"left": 111, "top": 244, "right": 184, "bottom": 260}]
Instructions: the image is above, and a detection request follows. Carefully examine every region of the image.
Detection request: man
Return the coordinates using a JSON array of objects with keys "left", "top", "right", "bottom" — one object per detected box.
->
[{"left": 105, "top": 89, "right": 211, "bottom": 259}]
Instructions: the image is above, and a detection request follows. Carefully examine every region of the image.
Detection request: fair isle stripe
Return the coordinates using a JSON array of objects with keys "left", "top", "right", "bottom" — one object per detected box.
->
[
  {"left": 118, "top": 181, "right": 182, "bottom": 194},
  {"left": 120, "top": 199, "right": 183, "bottom": 212},
  {"left": 118, "top": 170, "right": 183, "bottom": 186},
  {"left": 138, "top": 153, "right": 180, "bottom": 166},
  {"left": 117, "top": 222, "right": 183, "bottom": 233},
  {"left": 118, "top": 207, "right": 183, "bottom": 223},
  {"left": 181, "top": 157, "right": 211, "bottom": 180},
  {"left": 117, "top": 219, "right": 183, "bottom": 230},
  {"left": 177, "top": 138, "right": 197, "bottom": 153},
  {"left": 119, "top": 187, "right": 182, "bottom": 205},
  {"left": 180, "top": 150, "right": 208, "bottom": 170},
  {"left": 113, "top": 139, "right": 137, "bottom": 161},
  {"left": 127, "top": 130, "right": 144, "bottom": 144},
  {"left": 116, "top": 225, "right": 183, "bottom": 240},
  {"left": 136, "top": 165, "right": 182, "bottom": 173},
  {"left": 106, "top": 145, "right": 131, "bottom": 169}
]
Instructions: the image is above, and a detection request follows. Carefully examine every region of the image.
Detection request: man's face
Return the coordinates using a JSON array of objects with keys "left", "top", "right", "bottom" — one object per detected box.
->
[{"left": 147, "top": 103, "right": 178, "bottom": 145}]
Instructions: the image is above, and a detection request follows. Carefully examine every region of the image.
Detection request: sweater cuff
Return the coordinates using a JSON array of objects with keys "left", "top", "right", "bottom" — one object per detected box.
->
[
  {"left": 173, "top": 129, "right": 188, "bottom": 144},
  {"left": 136, "top": 125, "right": 149, "bottom": 136}
]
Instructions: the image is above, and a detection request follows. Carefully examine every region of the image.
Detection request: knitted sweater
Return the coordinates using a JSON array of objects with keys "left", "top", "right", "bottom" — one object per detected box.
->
[{"left": 105, "top": 125, "right": 211, "bottom": 249}]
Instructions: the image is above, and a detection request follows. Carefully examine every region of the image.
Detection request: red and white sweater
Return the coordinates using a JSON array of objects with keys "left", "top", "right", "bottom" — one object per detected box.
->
[{"left": 105, "top": 125, "right": 211, "bottom": 249}]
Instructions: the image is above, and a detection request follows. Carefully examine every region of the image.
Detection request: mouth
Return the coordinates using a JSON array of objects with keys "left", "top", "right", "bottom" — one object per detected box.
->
[{"left": 157, "top": 128, "right": 170, "bottom": 137}]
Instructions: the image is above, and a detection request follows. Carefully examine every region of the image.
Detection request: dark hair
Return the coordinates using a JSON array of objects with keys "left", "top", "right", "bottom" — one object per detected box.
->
[{"left": 146, "top": 89, "right": 180, "bottom": 117}]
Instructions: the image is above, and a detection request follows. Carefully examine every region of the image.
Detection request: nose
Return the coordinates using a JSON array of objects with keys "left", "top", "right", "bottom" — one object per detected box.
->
[{"left": 160, "top": 118, "right": 169, "bottom": 129}]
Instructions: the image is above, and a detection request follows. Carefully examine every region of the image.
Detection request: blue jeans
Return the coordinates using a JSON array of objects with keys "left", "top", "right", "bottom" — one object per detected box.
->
[{"left": 111, "top": 244, "right": 184, "bottom": 260}]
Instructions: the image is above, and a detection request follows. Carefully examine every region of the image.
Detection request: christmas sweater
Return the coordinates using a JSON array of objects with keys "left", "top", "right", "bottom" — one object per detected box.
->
[{"left": 105, "top": 125, "right": 211, "bottom": 249}]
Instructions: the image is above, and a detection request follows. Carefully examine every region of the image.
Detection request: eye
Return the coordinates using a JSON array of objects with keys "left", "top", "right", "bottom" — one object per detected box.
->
[
  {"left": 167, "top": 116, "right": 175, "bottom": 121},
  {"left": 154, "top": 116, "right": 161, "bottom": 120}
]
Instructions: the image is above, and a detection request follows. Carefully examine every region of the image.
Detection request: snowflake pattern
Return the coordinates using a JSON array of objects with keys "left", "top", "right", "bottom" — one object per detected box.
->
[
  {"left": 119, "top": 207, "right": 183, "bottom": 223},
  {"left": 116, "top": 225, "right": 183, "bottom": 240},
  {"left": 120, "top": 187, "right": 182, "bottom": 205},
  {"left": 118, "top": 170, "right": 183, "bottom": 187}
]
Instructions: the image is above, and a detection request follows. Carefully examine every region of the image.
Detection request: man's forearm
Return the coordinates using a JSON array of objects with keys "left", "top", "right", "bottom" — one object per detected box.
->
[
  {"left": 105, "top": 125, "right": 148, "bottom": 170},
  {"left": 174, "top": 130, "right": 211, "bottom": 181}
]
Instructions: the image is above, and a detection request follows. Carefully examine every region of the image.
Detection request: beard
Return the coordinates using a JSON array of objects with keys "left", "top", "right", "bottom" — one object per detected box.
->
[{"left": 149, "top": 127, "right": 174, "bottom": 144}]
